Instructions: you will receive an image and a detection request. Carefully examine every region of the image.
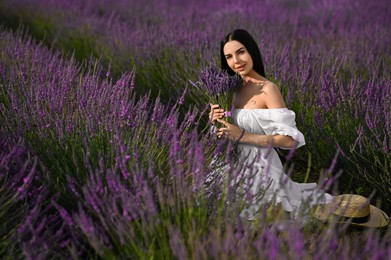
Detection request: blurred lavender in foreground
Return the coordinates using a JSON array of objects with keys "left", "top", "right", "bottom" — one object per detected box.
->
[{"left": 0, "top": 0, "right": 391, "bottom": 258}]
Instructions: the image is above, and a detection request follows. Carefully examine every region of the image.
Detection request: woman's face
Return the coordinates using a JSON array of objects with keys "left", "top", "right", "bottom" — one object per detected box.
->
[{"left": 223, "top": 40, "right": 254, "bottom": 77}]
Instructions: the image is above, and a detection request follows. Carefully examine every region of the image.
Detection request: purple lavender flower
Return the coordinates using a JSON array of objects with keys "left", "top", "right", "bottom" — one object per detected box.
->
[
  {"left": 198, "top": 64, "right": 242, "bottom": 97},
  {"left": 190, "top": 64, "right": 242, "bottom": 114}
]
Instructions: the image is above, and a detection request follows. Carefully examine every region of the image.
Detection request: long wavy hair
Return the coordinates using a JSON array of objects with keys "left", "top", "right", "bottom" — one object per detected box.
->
[{"left": 220, "top": 29, "right": 266, "bottom": 78}]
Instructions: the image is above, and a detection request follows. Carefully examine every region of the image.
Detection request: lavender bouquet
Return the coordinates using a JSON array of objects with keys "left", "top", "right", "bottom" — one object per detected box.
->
[{"left": 190, "top": 64, "right": 242, "bottom": 123}]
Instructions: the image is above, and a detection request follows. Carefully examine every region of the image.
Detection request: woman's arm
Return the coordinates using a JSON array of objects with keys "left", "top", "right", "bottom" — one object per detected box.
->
[
  {"left": 210, "top": 80, "right": 300, "bottom": 148},
  {"left": 215, "top": 82, "right": 298, "bottom": 149},
  {"left": 249, "top": 81, "right": 297, "bottom": 148},
  {"left": 215, "top": 119, "right": 298, "bottom": 149},
  {"left": 240, "top": 131, "right": 297, "bottom": 149}
]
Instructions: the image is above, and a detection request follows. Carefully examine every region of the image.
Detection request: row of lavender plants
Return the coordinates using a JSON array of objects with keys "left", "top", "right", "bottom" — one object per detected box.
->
[
  {"left": 0, "top": 0, "right": 390, "bottom": 259},
  {"left": 1, "top": 25, "right": 390, "bottom": 259},
  {"left": 1, "top": 0, "right": 390, "bottom": 206}
]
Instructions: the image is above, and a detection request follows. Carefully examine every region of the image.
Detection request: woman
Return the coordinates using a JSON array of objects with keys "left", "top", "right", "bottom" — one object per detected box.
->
[{"left": 210, "top": 29, "right": 333, "bottom": 220}]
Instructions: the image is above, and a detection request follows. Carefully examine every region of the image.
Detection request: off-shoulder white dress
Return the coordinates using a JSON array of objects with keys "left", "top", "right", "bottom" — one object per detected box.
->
[{"left": 231, "top": 108, "right": 333, "bottom": 220}]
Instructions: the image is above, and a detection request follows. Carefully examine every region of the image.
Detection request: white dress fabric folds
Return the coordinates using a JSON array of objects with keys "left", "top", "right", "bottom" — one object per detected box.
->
[{"left": 232, "top": 108, "right": 333, "bottom": 220}]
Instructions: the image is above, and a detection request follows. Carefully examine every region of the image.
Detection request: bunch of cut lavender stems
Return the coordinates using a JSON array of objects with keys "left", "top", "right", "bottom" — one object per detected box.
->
[{"left": 190, "top": 64, "right": 242, "bottom": 123}]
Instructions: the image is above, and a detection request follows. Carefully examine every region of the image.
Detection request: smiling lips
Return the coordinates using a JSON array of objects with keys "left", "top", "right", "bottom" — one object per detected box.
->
[{"left": 235, "top": 65, "right": 245, "bottom": 71}]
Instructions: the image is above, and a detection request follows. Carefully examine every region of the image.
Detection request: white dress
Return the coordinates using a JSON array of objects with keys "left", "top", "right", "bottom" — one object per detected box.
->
[{"left": 231, "top": 108, "right": 333, "bottom": 220}]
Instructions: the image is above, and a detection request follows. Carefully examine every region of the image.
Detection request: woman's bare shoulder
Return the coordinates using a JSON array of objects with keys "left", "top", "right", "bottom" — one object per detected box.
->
[
  {"left": 262, "top": 81, "right": 286, "bottom": 108},
  {"left": 262, "top": 80, "right": 281, "bottom": 93}
]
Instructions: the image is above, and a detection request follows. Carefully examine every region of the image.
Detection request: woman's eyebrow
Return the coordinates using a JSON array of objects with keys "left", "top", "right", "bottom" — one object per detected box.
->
[
  {"left": 235, "top": 47, "right": 245, "bottom": 53},
  {"left": 225, "top": 47, "right": 245, "bottom": 57}
]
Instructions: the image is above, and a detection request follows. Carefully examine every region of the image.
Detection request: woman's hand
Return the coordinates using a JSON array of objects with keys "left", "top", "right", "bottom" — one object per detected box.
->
[
  {"left": 209, "top": 104, "right": 225, "bottom": 124},
  {"left": 215, "top": 118, "right": 244, "bottom": 143},
  {"left": 217, "top": 118, "right": 297, "bottom": 148}
]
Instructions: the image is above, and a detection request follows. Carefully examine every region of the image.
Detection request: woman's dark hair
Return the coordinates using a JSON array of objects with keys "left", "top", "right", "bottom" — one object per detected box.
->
[{"left": 220, "top": 29, "right": 266, "bottom": 78}]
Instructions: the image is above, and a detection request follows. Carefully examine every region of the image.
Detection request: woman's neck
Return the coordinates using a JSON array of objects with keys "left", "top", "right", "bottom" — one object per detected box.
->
[
  {"left": 241, "top": 70, "right": 267, "bottom": 84},
  {"left": 242, "top": 76, "right": 268, "bottom": 86}
]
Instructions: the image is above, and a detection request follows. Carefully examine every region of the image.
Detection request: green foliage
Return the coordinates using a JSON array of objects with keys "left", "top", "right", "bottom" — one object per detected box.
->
[
  {"left": 0, "top": 0, "right": 390, "bottom": 257},
  {"left": 23, "top": 128, "right": 115, "bottom": 192},
  {"left": 56, "top": 32, "right": 100, "bottom": 61}
]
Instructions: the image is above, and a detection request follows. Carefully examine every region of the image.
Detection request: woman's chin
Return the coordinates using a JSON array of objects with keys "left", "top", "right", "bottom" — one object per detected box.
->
[{"left": 236, "top": 71, "right": 247, "bottom": 77}]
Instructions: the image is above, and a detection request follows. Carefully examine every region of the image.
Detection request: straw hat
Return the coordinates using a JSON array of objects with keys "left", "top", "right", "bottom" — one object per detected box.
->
[{"left": 313, "top": 194, "right": 389, "bottom": 228}]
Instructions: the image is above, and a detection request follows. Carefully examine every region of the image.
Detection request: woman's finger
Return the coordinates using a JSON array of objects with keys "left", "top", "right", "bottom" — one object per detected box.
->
[
  {"left": 210, "top": 104, "right": 219, "bottom": 114},
  {"left": 216, "top": 118, "right": 229, "bottom": 127},
  {"left": 210, "top": 104, "right": 222, "bottom": 120}
]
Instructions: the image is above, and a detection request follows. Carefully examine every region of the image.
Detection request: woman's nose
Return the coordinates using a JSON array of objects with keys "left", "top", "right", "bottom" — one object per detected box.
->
[{"left": 233, "top": 55, "right": 240, "bottom": 63}]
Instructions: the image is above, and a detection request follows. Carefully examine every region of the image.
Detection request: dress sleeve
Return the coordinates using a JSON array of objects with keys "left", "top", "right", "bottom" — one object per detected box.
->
[{"left": 258, "top": 108, "right": 306, "bottom": 149}]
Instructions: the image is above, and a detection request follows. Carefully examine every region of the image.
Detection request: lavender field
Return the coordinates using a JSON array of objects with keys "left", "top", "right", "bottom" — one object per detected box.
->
[{"left": 1, "top": 0, "right": 390, "bottom": 258}]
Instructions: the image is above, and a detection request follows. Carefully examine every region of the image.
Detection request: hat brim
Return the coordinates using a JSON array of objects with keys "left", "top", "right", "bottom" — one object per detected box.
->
[{"left": 313, "top": 204, "right": 389, "bottom": 228}]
